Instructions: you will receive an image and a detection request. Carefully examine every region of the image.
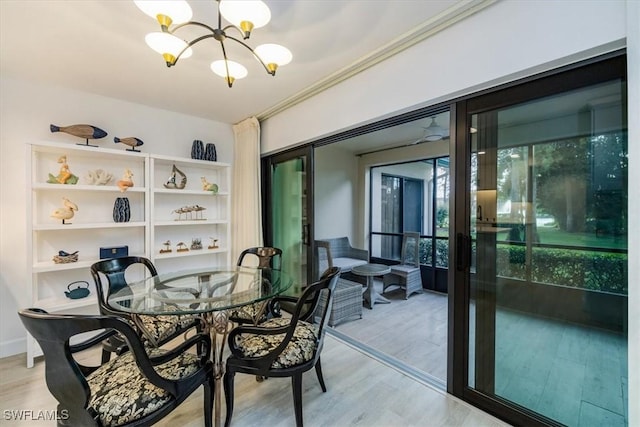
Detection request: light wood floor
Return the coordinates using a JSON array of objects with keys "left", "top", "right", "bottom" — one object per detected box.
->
[
  {"left": 0, "top": 335, "right": 509, "bottom": 427},
  {"left": 334, "top": 283, "right": 449, "bottom": 382}
]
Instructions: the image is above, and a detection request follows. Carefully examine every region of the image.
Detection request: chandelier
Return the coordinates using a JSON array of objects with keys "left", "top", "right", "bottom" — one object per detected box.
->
[{"left": 134, "top": 0, "right": 292, "bottom": 87}]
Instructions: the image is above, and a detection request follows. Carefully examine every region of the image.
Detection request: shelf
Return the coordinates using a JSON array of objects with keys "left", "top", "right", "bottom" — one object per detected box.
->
[
  {"left": 31, "top": 140, "right": 147, "bottom": 160},
  {"left": 154, "top": 247, "right": 227, "bottom": 260},
  {"left": 34, "top": 221, "right": 146, "bottom": 231},
  {"left": 27, "top": 140, "right": 232, "bottom": 368},
  {"left": 153, "top": 188, "right": 228, "bottom": 196},
  {"left": 154, "top": 219, "right": 228, "bottom": 227},
  {"left": 32, "top": 183, "right": 146, "bottom": 193},
  {"left": 35, "top": 294, "right": 98, "bottom": 312},
  {"left": 151, "top": 153, "right": 231, "bottom": 168},
  {"left": 33, "top": 253, "right": 148, "bottom": 273}
]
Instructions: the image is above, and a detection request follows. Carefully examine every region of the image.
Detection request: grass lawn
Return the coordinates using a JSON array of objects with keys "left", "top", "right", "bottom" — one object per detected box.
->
[{"left": 497, "top": 224, "right": 627, "bottom": 250}]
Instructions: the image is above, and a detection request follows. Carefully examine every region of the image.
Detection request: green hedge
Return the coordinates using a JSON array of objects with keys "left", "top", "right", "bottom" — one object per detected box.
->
[
  {"left": 420, "top": 238, "right": 449, "bottom": 268},
  {"left": 496, "top": 245, "right": 627, "bottom": 294}
]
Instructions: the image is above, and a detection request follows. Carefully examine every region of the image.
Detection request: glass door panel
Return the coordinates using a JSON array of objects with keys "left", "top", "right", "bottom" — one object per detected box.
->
[
  {"left": 468, "top": 80, "right": 628, "bottom": 425},
  {"left": 268, "top": 148, "right": 313, "bottom": 292}
]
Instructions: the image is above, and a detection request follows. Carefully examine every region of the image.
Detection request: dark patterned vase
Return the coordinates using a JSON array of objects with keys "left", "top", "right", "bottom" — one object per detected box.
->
[
  {"left": 113, "top": 197, "right": 131, "bottom": 222},
  {"left": 204, "top": 143, "right": 217, "bottom": 161},
  {"left": 191, "top": 140, "right": 205, "bottom": 160}
]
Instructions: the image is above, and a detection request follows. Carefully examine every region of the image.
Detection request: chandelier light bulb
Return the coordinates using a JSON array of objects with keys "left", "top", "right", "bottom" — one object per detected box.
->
[
  {"left": 134, "top": 0, "right": 193, "bottom": 25},
  {"left": 219, "top": 0, "right": 271, "bottom": 37},
  {"left": 254, "top": 44, "right": 292, "bottom": 74},
  {"left": 211, "top": 60, "right": 248, "bottom": 86},
  {"left": 145, "top": 32, "right": 193, "bottom": 64}
]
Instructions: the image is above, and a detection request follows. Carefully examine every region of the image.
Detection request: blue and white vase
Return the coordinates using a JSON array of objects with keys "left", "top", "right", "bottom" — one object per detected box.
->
[
  {"left": 191, "top": 140, "right": 205, "bottom": 160},
  {"left": 204, "top": 143, "right": 217, "bottom": 161},
  {"left": 113, "top": 197, "right": 131, "bottom": 222}
]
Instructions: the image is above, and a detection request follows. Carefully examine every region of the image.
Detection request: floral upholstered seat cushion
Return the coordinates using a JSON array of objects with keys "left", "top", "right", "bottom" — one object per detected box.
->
[
  {"left": 236, "top": 317, "right": 319, "bottom": 369},
  {"left": 136, "top": 311, "right": 200, "bottom": 344},
  {"left": 87, "top": 348, "right": 200, "bottom": 426},
  {"left": 230, "top": 302, "right": 266, "bottom": 324}
]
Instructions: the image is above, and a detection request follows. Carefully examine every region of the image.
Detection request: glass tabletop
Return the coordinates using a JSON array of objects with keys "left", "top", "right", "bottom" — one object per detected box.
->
[{"left": 107, "top": 266, "right": 292, "bottom": 316}]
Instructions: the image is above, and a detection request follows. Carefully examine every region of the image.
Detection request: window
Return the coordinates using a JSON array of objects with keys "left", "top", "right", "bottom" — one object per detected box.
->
[{"left": 370, "top": 157, "right": 450, "bottom": 291}]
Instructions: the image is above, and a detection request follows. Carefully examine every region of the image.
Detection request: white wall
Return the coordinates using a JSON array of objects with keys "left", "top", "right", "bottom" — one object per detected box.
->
[
  {"left": 313, "top": 144, "right": 359, "bottom": 244},
  {"left": 0, "top": 77, "right": 233, "bottom": 357},
  {"left": 261, "top": 0, "right": 627, "bottom": 152}
]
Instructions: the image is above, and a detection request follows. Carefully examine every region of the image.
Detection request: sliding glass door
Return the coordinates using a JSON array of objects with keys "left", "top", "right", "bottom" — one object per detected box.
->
[
  {"left": 263, "top": 147, "right": 314, "bottom": 292},
  {"left": 452, "top": 54, "right": 628, "bottom": 426}
]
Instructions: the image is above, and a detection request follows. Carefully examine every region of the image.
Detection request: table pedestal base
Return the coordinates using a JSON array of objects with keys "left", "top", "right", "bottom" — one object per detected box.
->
[{"left": 363, "top": 276, "right": 390, "bottom": 309}]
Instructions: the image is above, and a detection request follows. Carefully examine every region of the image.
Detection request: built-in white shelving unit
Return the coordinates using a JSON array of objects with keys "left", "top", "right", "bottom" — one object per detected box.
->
[{"left": 26, "top": 141, "right": 231, "bottom": 367}]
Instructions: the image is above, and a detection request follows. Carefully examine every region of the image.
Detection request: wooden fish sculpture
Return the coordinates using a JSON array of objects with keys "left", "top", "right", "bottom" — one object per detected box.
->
[
  {"left": 114, "top": 137, "right": 144, "bottom": 152},
  {"left": 50, "top": 124, "right": 107, "bottom": 147}
]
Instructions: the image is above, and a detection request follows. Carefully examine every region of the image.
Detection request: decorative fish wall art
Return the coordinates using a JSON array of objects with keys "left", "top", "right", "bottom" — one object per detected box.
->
[
  {"left": 114, "top": 137, "right": 144, "bottom": 152},
  {"left": 50, "top": 124, "right": 108, "bottom": 147}
]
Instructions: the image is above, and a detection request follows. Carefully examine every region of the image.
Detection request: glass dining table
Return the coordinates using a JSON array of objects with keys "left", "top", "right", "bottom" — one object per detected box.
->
[{"left": 106, "top": 266, "right": 292, "bottom": 427}]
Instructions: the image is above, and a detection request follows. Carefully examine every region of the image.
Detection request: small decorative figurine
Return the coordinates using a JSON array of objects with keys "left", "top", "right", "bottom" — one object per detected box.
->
[
  {"left": 164, "top": 164, "right": 187, "bottom": 189},
  {"left": 53, "top": 250, "right": 79, "bottom": 264},
  {"left": 201, "top": 176, "right": 218, "bottom": 193},
  {"left": 176, "top": 242, "right": 189, "bottom": 252},
  {"left": 117, "top": 169, "right": 134, "bottom": 192},
  {"left": 50, "top": 124, "right": 107, "bottom": 147},
  {"left": 208, "top": 237, "right": 219, "bottom": 249},
  {"left": 191, "top": 238, "right": 202, "bottom": 250},
  {"left": 114, "top": 136, "right": 144, "bottom": 152},
  {"left": 51, "top": 197, "right": 78, "bottom": 224},
  {"left": 172, "top": 205, "right": 207, "bottom": 221},
  {"left": 191, "top": 140, "right": 205, "bottom": 160},
  {"left": 64, "top": 281, "right": 90, "bottom": 299},
  {"left": 85, "top": 169, "right": 113, "bottom": 185},
  {"left": 160, "top": 240, "right": 172, "bottom": 254},
  {"left": 191, "top": 205, "right": 206, "bottom": 220},
  {"left": 47, "top": 155, "right": 79, "bottom": 185},
  {"left": 204, "top": 143, "right": 217, "bottom": 161}
]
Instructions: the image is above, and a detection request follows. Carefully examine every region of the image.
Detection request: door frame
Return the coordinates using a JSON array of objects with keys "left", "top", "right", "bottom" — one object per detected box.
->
[{"left": 449, "top": 52, "right": 627, "bottom": 426}]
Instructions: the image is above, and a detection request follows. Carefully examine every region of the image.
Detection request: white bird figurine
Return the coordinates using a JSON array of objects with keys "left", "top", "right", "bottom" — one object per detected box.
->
[{"left": 51, "top": 197, "right": 78, "bottom": 224}]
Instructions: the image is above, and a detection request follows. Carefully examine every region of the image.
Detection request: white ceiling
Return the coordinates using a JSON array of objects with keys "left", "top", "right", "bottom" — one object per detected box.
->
[{"left": 0, "top": 0, "right": 464, "bottom": 125}]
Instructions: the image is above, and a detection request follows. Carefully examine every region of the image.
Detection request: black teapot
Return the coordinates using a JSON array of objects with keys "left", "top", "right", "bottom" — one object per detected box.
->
[{"left": 64, "top": 281, "right": 90, "bottom": 299}]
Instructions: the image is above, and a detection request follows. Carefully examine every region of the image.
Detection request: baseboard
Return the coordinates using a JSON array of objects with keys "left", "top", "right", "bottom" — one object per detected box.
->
[{"left": 0, "top": 337, "right": 26, "bottom": 359}]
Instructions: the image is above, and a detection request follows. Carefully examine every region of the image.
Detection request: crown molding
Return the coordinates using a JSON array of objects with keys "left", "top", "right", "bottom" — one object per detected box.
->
[{"left": 256, "top": 0, "right": 497, "bottom": 121}]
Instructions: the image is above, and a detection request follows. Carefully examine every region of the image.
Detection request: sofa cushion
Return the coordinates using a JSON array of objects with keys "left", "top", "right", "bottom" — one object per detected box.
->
[{"left": 332, "top": 257, "right": 367, "bottom": 272}]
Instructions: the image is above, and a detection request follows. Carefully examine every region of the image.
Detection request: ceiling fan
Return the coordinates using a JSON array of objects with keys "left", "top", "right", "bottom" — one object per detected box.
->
[{"left": 410, "top": 116, "right": 446, "bottom": 144}]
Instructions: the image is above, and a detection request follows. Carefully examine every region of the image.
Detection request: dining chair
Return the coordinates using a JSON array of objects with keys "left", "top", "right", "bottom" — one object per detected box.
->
[
  {"left": 382, "top": 231, "right": 423, "bottom": 299},
  {"left": 223, "top": 267, "right": 340, "bottom": 427},
  {"left": 18, "top": 308, "right": 214, "bottom": 427},
  {"left": 229, "top": 247, "right": 283, "bottom": 325},
  {"left": 91, "top": 256, "right": 202, "bottom": 362}
]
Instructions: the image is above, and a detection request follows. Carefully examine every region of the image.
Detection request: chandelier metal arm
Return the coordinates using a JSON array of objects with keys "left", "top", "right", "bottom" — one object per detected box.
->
[
  {"left": 219, "top": 40, "right": 233, "bottom": 88},
  {"left": 171, "top": 20, "right": 218, "bottom": 35},
  {"left": 163, "top": 21, "right": 222, "bottom": 67},
  {"left": 168, "top": 32, "right": 216, "bottom": 66},
  {"left": 224, "top": 34, "right": 275, "bottom": 76},
  {"left": 222, "top": 24, "right": 247, "bottom": 40}
]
